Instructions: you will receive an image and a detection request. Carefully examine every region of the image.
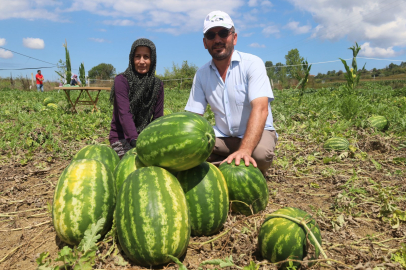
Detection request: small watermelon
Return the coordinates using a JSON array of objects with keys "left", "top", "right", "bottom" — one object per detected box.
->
[
  {"left": 43, "top": 97, "right": 55, "bottom": 106},
  {"left": 323, "top": 137, "right": 349, "bottom": 151},
  {"left": 258, "top": 207, "right": 322, "bottom": 269},
  {"left": 219, "top": 160, "right": 269, "bottom": 216},
  {"left": 34, "top": 102, "right": 44, "bottom": 112},
  {"left": 47, "top": 103, "right": 59, "bottom": 110},
  {"left": 368, "top": 115, "right": 388, "bottom": 131}
]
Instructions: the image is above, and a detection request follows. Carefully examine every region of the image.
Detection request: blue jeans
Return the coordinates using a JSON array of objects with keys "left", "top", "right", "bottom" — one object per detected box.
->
[{"left": 37, "top": 84, "right": 44, "bottom": 92}]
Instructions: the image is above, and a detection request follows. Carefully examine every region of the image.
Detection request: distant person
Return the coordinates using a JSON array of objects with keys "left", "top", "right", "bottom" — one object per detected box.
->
[
  {"left": 35, "top": 70, "right": 44, "bottom": 92},
  {"left": 70, "top": 74, "right": 81, "bottom": 86},
  {"left": 184, "top": 10, "right": 277, "bottom": 175},
  {"left": 109, "top": 38, "right": 164, "bottom": 158}
]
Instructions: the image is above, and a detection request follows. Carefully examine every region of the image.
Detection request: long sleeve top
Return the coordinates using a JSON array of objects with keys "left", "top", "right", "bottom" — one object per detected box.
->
[{"left": 109, "top": 74, "right": 164, "bottom": 145}]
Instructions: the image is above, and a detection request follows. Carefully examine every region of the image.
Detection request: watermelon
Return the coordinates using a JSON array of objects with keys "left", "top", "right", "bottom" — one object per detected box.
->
[
  {"left": 323, "top": 137, "right": 349, "bottom": 151},
  {"left": 219, "top": 160, "right": 269, "bottom": 216},
  {"left": 163, "top": 108, "right": 173, "bottom": 115},
  {"left": 177, "top": 162, "right": 229, "bottom": 236},
  {"left": 368, "top": 115, "right": 388, "bottom": 131},
  {"left": 114, "top": 151, "right": 145, "bottom": 193},
  {"left": 43, "top": 97, "right": 55, "bottom": 106},
  {"left": 258, "top": 207, "right": 322, "bottom": 269},
  {"left": 122, "top": 147, "right": 137, "bottom": 159},
  {"left": 72, "top": 144, "right": 119, "bottom": 173},
  {"left": 115, "top": 167, "right": 190, "bottom": 266},
  {"left": 137, "top": 112, "right": 215, "bottom": 172},
  {"left": 52, "top": 159, "right": 115, "bottom": 245},
  {"left": 34, "top": 102, "right": 44, "bottom": 112},
  {"left": 47, "top": 103, "right": 59, "bottom": 110}
]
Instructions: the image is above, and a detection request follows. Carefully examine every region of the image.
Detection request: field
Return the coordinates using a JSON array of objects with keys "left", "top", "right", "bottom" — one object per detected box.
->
[{"left": 0, "top": 83, "right": 405, "bottom": 269}]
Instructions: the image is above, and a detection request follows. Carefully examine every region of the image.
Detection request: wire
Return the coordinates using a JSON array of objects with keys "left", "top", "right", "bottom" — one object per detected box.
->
[
  {"left": 0, "top": 46, "right": 58, "bottom": 66},
  {"left": 0, "top": 66, "right": 57, "bottom": 71}
]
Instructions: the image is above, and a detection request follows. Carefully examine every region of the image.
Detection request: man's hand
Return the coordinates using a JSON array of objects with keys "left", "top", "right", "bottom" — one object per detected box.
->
[{"left": 220, "top": 149, "right": 257, "bottom": 168}]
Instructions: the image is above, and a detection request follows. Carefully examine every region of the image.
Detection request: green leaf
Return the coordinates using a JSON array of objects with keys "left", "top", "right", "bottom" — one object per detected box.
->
[
  {"left": 78, "top": 217, "right": 105, "bottom": 253},
  {"left": 243, "top": 261, "right": 260, "bottom": 270},
  {"left": 36, "top": 252, "right": 50, "bottom": 266},
  {"left": 200, "top": 255, "right": 235, "bottom": 268},
  {"left": 54, "top": 245, "right": 75, "bottom": 265},
  {"left": 113, "top": 255, "right": 128, "bottom": 267},
  {"left": 167, "top": 255, "right": 188, "bottom": 270}
]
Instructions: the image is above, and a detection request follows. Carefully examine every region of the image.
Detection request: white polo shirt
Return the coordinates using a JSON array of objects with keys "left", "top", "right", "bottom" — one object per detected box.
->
[{"left": 185, "top": 50, "right": 276, "bottom": 138}]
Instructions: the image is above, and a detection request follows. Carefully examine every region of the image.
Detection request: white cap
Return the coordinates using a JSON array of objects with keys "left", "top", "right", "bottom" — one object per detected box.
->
[{"left": 203, "top": 10, "right": 234, "bottom": 34}]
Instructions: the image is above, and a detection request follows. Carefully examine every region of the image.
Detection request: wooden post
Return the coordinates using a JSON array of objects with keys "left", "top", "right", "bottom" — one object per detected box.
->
[{"left": 31, "top": 73, "right": 34, "bottom": 89}]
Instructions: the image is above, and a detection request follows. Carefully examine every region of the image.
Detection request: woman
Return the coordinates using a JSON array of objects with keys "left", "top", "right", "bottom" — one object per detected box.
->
[
  {"left": 109, "top": 38, "right": 164, "bottom": 158},
  {"left": 70, "top": 74, "right": 81, "bottom": 86}
]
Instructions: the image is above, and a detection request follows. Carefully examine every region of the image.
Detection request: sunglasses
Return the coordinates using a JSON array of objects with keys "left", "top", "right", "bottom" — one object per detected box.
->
[{"left": 204, "top": 29, "right": 234, "bottom": 40}]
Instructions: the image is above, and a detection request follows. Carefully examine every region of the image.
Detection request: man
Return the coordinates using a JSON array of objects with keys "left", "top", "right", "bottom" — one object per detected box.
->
[
  {"left": 35, "top": 70, "right": 44, "bottom": 92},
  {"left": 185, "top": 10, "right": 277, "bottom": 175}
]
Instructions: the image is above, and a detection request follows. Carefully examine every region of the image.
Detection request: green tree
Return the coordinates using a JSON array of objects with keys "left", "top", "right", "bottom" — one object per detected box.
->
[
  {"left": 274, "top": 62, "right": 287, "bottom": 87},
  {"left": 161, "top": 60, "right": 198, "bottom": 89},
  {"left": 285, "top": 48, "right": 304, "bottom": 79},
  {"left": 88, "top": 63, "right": 116, "bottom": 79},
  {"left": 265, "top": 61, "right": 275, "bottom": 81}
]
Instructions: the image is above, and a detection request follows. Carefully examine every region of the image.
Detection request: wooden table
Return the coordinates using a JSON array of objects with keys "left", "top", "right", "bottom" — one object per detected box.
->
[{"left": 54, "top": 86, "right": 111, "bottom": 113}]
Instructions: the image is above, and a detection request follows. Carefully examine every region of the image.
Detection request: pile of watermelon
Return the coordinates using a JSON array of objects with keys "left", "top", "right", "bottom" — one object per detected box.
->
[
  {"left": 33, "top": 97, "right": 59, "bottom": 112},
  {"left": 52, "top": 111, "right": 321, "bottom": 268}
]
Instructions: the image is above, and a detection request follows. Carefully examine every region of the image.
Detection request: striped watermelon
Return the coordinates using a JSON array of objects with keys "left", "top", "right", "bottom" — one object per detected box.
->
[
  {"left": 52, "top": 159, "right": 115, "bottom": 245},
  {"left": 114, "top": 152, "right": 145, "bottom": 193},
  {"left": 34, "top": 102, "right": 44, "bottom": 112},
  {"left": 122, "top": 147, "right": 137, "bottom": 159},
  {"left": 72, "top": 144, "right": 119, "bottom": 173},
  {"left": 368, "top": 115, "right": 388, "bottom": 131},
  {"left": 43, "top": 97, "right": 55, "bottom": 106},
  {"left": 219, "top": 160, "right": 269, "bottom": 216},
  {"left": 258, "top": 207, "right": 322, "bottom": 269},
  {"left": 115, "top": 167, "right": 190, "bottom": 266},
  {"left": 47, "top": 103, "right": 59, "bottom": 110},
  {"left": 163, "top": 108, "right": 173, "bottom": 115},
  {"left": 323, "top": 137, "right": 349, "bottom": 151},
  {"left": 177, "top": 162, "right": 229, "bottom": 236},
  {"left": 137, "top": 112, "right": 215, "bottom": 172}
]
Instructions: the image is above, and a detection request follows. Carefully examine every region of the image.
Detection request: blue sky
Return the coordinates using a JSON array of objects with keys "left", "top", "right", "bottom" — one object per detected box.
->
[{"left": 1, "top": 0, "right": 406, "bottom": 81}]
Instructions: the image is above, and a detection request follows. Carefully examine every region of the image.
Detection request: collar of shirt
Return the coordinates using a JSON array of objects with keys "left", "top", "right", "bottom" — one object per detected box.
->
[{"left": 209, "top": 50, "right": 241, "bottom": 72}]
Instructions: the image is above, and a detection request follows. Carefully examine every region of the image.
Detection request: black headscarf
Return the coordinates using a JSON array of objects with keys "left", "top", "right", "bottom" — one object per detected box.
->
[{"left": 110, "top": 38, "right": 162, "bottom": 133}]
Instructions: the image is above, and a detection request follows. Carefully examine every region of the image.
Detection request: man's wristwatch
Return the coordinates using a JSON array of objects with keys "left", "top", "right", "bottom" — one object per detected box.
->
[{"left": 130, "top": 139, "right": 136, "bottom": 147}]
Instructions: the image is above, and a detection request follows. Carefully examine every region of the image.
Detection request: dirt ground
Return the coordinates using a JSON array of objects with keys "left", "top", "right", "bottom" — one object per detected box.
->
[{"left": 1, "top": 134, "right": 405, "bottom": 269}]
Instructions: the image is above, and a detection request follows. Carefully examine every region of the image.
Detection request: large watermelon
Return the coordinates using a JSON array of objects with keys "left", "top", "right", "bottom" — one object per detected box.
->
[
  {"left": 177, "top": 162, "right": 229, "bottom": 236},
  {"left": 52, "top": 159, "right": 115, "bottom": 245},
  {"left": 323, "top": 137, "right": 349, "bottom": 151},
  {"left": 33, "top": 102, "right": 45, "bottom": 112},
  {"left": 72, "top": 144, "right": 119, "bottom": 173},
  {"left": 116, "top": 167, "right": 190, "bottom": 266},
  {"left": 114, "top": 151, "right": 145, "bottom": 193},
  {"left": 258, "top": 207, "right": 322, "bottom": 269},
  {"left": 219, "top": 160, "right": 269, "bottom": 216},
  {"left": 368, "top": 115, "right": 388, "bottom": 131},
  {"left": 137, "top": 112, "right": 215, "bottom": 172}
]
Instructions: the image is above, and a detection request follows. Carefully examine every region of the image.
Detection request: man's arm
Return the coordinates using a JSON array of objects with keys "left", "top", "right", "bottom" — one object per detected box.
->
[{"left": 220, "top": 96, "right": 269, "bottom": 167}]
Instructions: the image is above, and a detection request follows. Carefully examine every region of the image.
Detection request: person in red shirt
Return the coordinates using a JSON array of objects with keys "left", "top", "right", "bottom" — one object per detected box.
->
[{"left": 35, "top": 70, "right": 44, "bottom": 92}]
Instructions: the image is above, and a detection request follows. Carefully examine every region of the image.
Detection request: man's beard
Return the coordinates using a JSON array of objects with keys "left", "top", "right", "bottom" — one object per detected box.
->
[{"left": 208, "top": 41, "right": 234, "bottom": 61}]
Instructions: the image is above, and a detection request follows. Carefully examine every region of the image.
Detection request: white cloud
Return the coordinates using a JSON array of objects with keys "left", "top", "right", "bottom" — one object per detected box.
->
[
  {"left": 89, "top": 38, "right": 109, "bottom": 43},
  {"left": 23, "top": 38, "right": 44, "bottom": 49},
  {"left": 262, "top": 25, "right": 279, "bottom": 37},
  {"left": 0, "top": 0, "right": 62, "bottom": 21},
  {"left": 285, "top": 21, "right": 311, "bottom": 34},
  {"left": 261, "top": 0, "right": 273, "bottom": 8},
  {"left": 103, "top": 19, "right": 134, "bottom": 26},
  {"left": 288, "top": 0, "right": 406, "bottom": 49},
  {"left": 249, "top": 43, "right": 266, "bottom": 48},
  {"left": 242, "top": 32, "right": 254, "bottom": 37},
  {"left": 0, "top": 38, "right": 5, "bottom": 46},
  {"left": 0, "top": 48, "right": 13, "bottom": 59},
  {"left": 248, "top": 0, "right": 258, "bottom": 7},
  {"left": 359, "top": 42, "right": 401, "bottom": 58}
]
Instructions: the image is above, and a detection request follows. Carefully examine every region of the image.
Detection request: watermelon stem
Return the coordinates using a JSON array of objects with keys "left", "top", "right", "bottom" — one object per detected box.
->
[{"left": 267, "top": 213, "right": 331, "bottom": 265}]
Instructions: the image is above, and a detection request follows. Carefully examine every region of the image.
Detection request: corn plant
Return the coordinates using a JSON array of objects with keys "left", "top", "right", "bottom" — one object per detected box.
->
[
  {"left": 339, "top": 42, "right": 366, "bottom": 95},
  {"left": 63, "top": 40, "right": 72, "bottom": 108},
  {"left": 295, "top": 59, "right": 312, "bottom": 104}
]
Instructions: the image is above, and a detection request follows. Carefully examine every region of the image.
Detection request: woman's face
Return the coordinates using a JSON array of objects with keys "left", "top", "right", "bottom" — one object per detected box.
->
[{"left": 133, "top": 46, "right": 151, "bottom": 74}]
